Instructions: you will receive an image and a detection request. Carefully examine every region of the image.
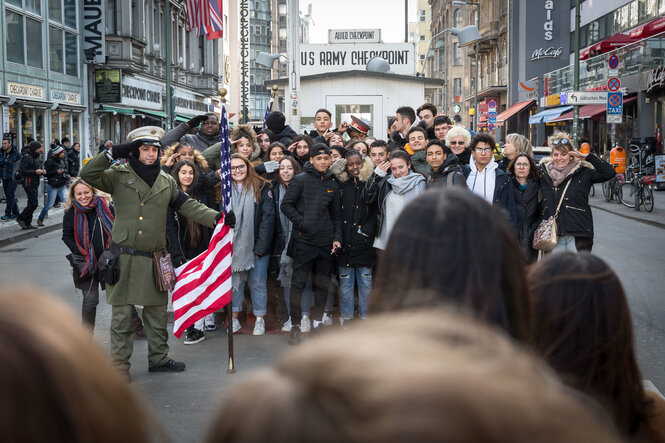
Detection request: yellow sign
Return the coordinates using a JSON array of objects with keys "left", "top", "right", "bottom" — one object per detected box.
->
[
  {"left": 469, "top": 108, "right": 475, "bottom": 116},
  {"left": 545, "top": 94, "right": 561, "bottom": 106},
  {"left": 7, "top": 82, "right": 44, "bottom": 100}
]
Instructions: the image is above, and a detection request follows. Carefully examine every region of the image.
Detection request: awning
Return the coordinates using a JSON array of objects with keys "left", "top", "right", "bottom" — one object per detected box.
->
[
  {"left": 100, "top": 105, "right": 134, "bottom": 115},
  {"left": 528, "top": 106, "right": 573, "bottom": 124},
  {"left": 496, "top": 100, "right": 536, "bottom": 124},
  {"left": 135, "top": 109, "right": 167, "bottom": 119},
  {"left": 175, "top": 113, "right": 195, "bottom": 123},
  {"left": 629, "top": 17, "right": 665, "bottom": 40},
  {"left": 549, "top": 96, "right": 637, "bottom": 122},
  {"left": 579, "top": 47, "right": 591, "bottom": 61},
  {"left": 591, "top": 33, "right": 636, "bottom": 54}
]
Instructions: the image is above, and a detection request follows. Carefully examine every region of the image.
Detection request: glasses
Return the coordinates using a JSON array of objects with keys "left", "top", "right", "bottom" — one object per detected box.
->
[
  {"left": 230, "top": 165, "right": 247, "bottom": 171},
  {"left": 552, "top": 139, "right": 570, "bottom": 146},
  {"left": 474, "top": 147, "right": 493, "bottom": 153},
  {"left": 449, "top": 141, "right": 465, "bottom": 146},
  {"left": 514, "top": 163, "right": 530, "bottom": 168}
]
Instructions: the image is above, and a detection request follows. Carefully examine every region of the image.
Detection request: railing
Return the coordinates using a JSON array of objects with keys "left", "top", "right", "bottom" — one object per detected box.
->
[{"left": 544, "top": 33, "right": 665, "bottom": 94}]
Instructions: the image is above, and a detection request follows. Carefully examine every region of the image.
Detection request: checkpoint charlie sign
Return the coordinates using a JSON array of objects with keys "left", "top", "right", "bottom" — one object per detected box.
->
[
  {"left": 329, "top": 29, "right": 381, "bottom": 44},
  {"left": 300, "top": 43, "right": 415, "bottom": 76}
]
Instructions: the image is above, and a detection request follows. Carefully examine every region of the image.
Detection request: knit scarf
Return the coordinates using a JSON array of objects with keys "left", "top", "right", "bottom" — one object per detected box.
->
[
  {"left": 73, "top": 196, "right": 114, "bottom": 277},
  {"left": 230, "top": 182, "right": 256, "bottom": 289},
  {"left": 546, "top": 159, "right": 579, "bottom": 187}
]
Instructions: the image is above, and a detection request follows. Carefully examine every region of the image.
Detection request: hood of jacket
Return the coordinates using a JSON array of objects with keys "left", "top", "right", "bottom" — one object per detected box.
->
[
  {"left": 539, "top": 156, "right": 595, "bottom": 177},
  {"left": 275, "top": 125, "right": 298, "bottom": 141},
  {"left": 469, "top": 155, "right": 498, "bottom": 175},
  {"left": 432, "top": 154, "right": 462, "bottom": 177},
  {"left": 337, "top": 156, "right": 375, "bottom": 183}
]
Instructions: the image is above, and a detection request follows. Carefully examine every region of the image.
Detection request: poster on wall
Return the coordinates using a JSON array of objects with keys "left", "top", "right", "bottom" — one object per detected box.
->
[
  {"left": 655, "top": 155, "right": 665, "bottom": 183},
  {"left": 95, "top": 70, "right": 121, "bottom": 103}
]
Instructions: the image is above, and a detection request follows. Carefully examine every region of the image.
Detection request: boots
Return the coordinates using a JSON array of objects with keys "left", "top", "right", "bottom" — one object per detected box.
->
[
  {"left": 81, "top": 309, "right": 96, "bottom": 330},
  {"left": 132, "top": 315, "right": 147, "bottom": 339}
]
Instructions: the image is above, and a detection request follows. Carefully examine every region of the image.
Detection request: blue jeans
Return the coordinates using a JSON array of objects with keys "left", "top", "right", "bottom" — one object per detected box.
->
[
  {"left": 2, "top": 178, "right": 19, "bottom": 216},
  {"left": 338, "top": 266, "right": 372, "bottom": 319},
  {"left": 38, "top": 184, "right": 67, "bottom": 219},
  {"left": 553, "top": 235, "right": 577, "bottom": 253},
  {"left": 232, "top": 255, "right": 269, "bottom": 316},
  {"left": 283, "top": 279, "right": 313, "bottom": 317}
]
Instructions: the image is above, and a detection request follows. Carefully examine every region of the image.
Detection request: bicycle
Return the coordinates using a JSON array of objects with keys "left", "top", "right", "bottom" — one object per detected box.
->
[
  {"left": 618, "top": 167, "right": 655, "bottom": 212},
  {"left": 601, "top": 164, "right": 625, "bottom": 202}
]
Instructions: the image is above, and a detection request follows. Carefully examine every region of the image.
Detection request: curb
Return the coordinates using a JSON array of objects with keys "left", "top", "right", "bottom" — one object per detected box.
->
[
  {"left": 590, "top": 204, "right": 665, "bottom": 230},
  {"left": 0, "top": 222, "right": 63, "bottom": 249}
]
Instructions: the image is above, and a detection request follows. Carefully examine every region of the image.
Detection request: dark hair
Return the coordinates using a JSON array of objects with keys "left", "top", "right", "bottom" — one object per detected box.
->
[
  {"left": 314, "top": 108, "right": 332, "bottom": 118},
  {"left": 528, "top": 253, "right": 650, "bottom": 436},
  {"left": 407, "top": 126, "right": 428, "bottom": 140},
  {"left": 417, "top": 103, "right": 437, "bottom": 118},
  {"left": 61, "top": 137, "right": 70, "bottom": 144},
  {"left": 171, "top": 159, "right": 203, "bottom": 247},
  {"left": 329, "top": 145, "right": 346, "bottom": 158},
  {"left": 425, "top": 139, "right": 446, "bottom": 154},
  {"left": 264, "top": 141, "right": 287, "bottom": 162},
  {"left": 395, "top": 106, "right": 416, "bottom": 125},
  {"left": 469, "top": 133, "right": 496, "bottom": 152},
  {"left": 326, "top": 131, "right": 344, "bottom": 147},
  {"left": 433, "top": 115, "right": 452, "bottom": 127},
  {"left": 507, "top": 154, "right": 541, "bottom": 180},
  {"left": 388, "top": 149, "right": 411, "bottom": 165},
  {"left": 275, "top": 156, "right": 301, "bottom": 188},
  {"left": 369, "top": 139, "right": 388, "bottom": 151},
  {"left": 291, "top": 134, "right": 314, "bottom": 161},
  {"left": 257, "top": 128, "right": 275, "bottom": 142},
  {"left": 372, "top": 189, "right": 532, "bottom": 342},
  {"left": 346, "top": 139, "right": 368, "bottom": 153},
  {"left": 343, "top": 149, "right": 362, "bottom": 161}
]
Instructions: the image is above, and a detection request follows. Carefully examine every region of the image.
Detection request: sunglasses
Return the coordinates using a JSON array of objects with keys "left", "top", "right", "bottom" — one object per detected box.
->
[
  {"left": 449, "top": 141, "right": 465, "bottom": 145},
  {"left": 552, "top": 139, "right": 570, "bottom": 146}
]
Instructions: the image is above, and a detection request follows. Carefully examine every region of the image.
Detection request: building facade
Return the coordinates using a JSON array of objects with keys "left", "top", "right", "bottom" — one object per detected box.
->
[{"left": 411, "top": 0, "right": 432, "bottom": 75}]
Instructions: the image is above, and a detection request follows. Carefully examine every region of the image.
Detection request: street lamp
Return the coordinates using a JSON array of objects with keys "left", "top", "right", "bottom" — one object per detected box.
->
[
  {"left": 451, "top": 1, "right": 480, "bottom": 131},
  {"left": 420, "top": 25, "right": 481, "bottom": 77},
  {"left": 255, "top": 52, "right": 285, "bottom": 68}
]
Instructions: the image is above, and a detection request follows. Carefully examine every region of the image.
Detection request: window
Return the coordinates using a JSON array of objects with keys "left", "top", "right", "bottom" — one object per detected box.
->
[
  {"left": 418, "top": 10, "right": 426, "bottom": 22},
  {"left": 106, "top": 0, "right": 116, "bottom": 34},
  {"left": 454, "top": 9, "right": 462, "bottom": 28},
  {"left": 27, "top": 18, "right": 43, "bottom": 68},
  {"left": 65, "top": 31, "right": 77, "bottom": 76},
  {"left": 419, "top": 54, "right": 426, "bottom": 61},
  {"left": 63, "top": 0, "right": 76, "bottom": 28},
  {"left": 49, "top": 27, "right": 63, "bottom": 72},
  {"left": 453, "top": 42, "right": 461, "bottom": 65},
  {"left": 49, "top": 0, "right": 62, "bottom": 23},
  {"left": 6, "top": 11, "right": 25, "bottom": 64},
  {"left": 454, "top": 78, "right": 462, "bottom": 100},
  {"left": 26, "top": 0, "right": 40, "bottom": 14},
  {"left": 6, "top": 1, "right": 44, "bottom": 68},
  {"left": 419, "top": 35, "right": 426, "bottom": 41},
  {"left": 199, "top": 35, "right": 205, "bottom": 70}
]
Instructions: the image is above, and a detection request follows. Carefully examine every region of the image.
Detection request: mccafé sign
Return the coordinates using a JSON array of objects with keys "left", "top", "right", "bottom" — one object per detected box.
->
[{"left": 647, "top": 65, "right": 665, "bottom": 93}]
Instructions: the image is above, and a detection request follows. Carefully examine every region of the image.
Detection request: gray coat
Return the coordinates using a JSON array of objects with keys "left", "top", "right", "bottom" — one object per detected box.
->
[{"left": 161, "top": 122, "right": 220, "bottom": 152}]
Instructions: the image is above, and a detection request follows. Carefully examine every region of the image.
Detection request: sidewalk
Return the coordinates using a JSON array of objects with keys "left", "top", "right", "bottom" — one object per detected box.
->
[
  {"left": 589, "top": 183, "right": 665, "bottom": 230},
  {"left": 0, "top": 185, "right": 65, "bottom": 247}
]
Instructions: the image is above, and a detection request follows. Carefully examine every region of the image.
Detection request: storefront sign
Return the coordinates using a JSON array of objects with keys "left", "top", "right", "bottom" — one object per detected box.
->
[
  {"left": 2, "top": 106, "right": 9, "bottom": 133},
  {"left": 655, "top": 155, "right": 665, "bottom": 183},
  {"left": 82, "top": 0, "right": 105, "bottom": 63},
  {"left": 50, "top": 89, "right": 80, "bottom": 104},
  {"left": 120, "top": 76, "right": 162, "bottom": 110},
  {"left": 7, "top": 82, "right": 44, "bottom": 100},
  {"left": 95, "top": 70, "right": 121, "bottom": 103},
  {"left": 531, "top": 46, "right": 564, "bottom": 61},
  {"left": 329, "top": 29, "right": 381, "bottom": 44},
  {"left": 545, "top": 94, "right": 560, "bottom": 107},
  {"left": 646, "top": 65, "right": 665, "bottom": 93},
  {"left": 300, "top": 43, "right": 414, "bottom": 76},
  {"left": 173, "top": 89, "right": 211, "bottom": 115},
  {"left": 563, "top": 91, "right": 606, "bottom": 105}
]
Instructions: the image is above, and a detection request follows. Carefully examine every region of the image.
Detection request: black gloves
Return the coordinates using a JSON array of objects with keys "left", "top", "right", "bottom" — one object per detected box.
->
[
  {"left": 111, "top": 139, "right": 143, "bottom": 159},
  {"left": 187, "top": 114, "right": 208, "bottom": 129},
  {"left": 215, "top": 210, "right": 236, "bottom": 229}
]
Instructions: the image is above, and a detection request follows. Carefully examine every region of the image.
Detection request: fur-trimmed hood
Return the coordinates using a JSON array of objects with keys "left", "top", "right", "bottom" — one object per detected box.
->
[
  {"left": 337, "top": 156, "right": 375, "bottom": 183},
  {"left": 539, "top": 156, "right": 595, "bottom": 177}
]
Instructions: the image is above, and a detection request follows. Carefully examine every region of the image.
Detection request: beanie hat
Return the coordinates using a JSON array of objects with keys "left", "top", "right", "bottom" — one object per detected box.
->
[
  {"left": 28, "top": 141, "right": 42, "bottom": 153},
  {"left": 265, "top": 111, "right": 286, "bottom": 134},
  {"left": 51, "top": 146, "right": 64, "bottom": 156},
  {"left": 309, "top": 143, "right": 330, "bottom": 158}
]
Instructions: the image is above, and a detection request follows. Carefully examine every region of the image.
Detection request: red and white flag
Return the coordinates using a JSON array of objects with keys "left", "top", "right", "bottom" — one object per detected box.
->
[
  {"left": 185, "top": 0, "right": 211, "bottom": 34},
  {"left": 172, "top": 220, "right": 233, "bottom": 338}
]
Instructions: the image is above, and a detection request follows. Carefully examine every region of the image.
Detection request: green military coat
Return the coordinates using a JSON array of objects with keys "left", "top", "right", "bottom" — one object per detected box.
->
[
  {"left": 202, "top": 143, "right": 221, "bottom": 171},
  {"left": 81, "top": 153, "right": 218, "bottom": 306}
]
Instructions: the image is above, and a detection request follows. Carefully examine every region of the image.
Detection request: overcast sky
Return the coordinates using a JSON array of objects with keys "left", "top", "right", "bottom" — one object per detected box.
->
[{"left": 304, "top": 0, "right": 417, "bottom": 44}]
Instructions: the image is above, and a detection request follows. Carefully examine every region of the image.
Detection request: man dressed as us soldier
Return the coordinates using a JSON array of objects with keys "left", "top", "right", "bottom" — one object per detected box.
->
[{"left": 81, "top": 126, "right": 234, "bottom": 377}]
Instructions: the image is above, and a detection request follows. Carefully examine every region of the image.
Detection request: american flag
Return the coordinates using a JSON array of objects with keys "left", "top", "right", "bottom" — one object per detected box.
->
[
  {"left": 262, "top": 97, "right": 274, "bottom": 130},
  {"left": 184, "top": 0, "right": 211, "bottom": 35},
  {"left": 171, "top": 106, "right": 233, "bottom": 338}
]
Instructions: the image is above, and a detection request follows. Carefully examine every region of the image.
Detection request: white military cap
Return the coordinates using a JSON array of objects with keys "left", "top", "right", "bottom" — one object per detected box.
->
[{"left": 127, "top": 126, "right": 165, "bottom": 147}]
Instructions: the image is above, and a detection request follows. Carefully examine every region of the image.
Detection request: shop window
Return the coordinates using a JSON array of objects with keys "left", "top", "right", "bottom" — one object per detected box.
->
[
  {"left": 51, "top": 111, "right": 59, "bottom": 141},
  {"left": 72, "top": 114, "right": 80, "bottom": 145},
  {"left": 61, "top": 112, "right": 71, "bottom": 142}
]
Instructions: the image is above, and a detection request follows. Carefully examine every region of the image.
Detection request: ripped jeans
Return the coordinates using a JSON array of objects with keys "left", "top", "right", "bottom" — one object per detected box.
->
[{"left": 338, "top": 266, "right": 372, "bottom": 320}]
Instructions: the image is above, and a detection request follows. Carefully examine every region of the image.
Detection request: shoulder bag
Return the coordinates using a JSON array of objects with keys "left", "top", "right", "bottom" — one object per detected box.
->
[
  {"left": 153, "top": 249, "right": 176, "bottom": 292},
  {"left": 532, "top": 179, "right": 572, "bottom": 252}
]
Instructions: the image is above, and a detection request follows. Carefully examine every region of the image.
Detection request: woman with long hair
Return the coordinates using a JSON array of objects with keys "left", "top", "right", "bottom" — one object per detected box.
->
[
  {"left": 165, "top": 159, "right": 218, "bottom": 344},
  {"left": 499, "top": 133, "right": 533, "bottom": 171},
  {"left": 231, "top": 125, "right": 263, "bottom": 166},
  {"left": 61, "top": 178, "right": 114, "bottom": 328},
  {"left": 288, "top": 135, "right": 314, "bottom": 167},
  {"left": 508, "top": 153, "right": 541, "bottom": 264},
  {"left": 371, "top": 189, "right": 532, "bottom": 342},
  {"left": 160, "top": 142, "right": 208, "bottom": 172},
  {"left": 229, "top": 153, "right": 276, "bottom": 335},
  {"left": 529, "top": 253, "right": 665, "bottom": 441}
]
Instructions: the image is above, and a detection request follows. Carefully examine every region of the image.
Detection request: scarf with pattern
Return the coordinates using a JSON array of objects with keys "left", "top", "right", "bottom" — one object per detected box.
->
[{"left": 73, "top": 196, "right": 114, "bottom": 277}]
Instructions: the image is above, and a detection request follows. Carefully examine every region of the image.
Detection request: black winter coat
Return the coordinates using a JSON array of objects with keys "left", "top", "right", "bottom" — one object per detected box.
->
[
  {"left": 19, "top": 153, "right": 42, "bottom": 188},
  {"left": 538, "top": 154, "right": 615, "bottom": 238},
  {"left": 337, "top": 159, "right": 377, "bottom": 267},
  {"left": 281, "top": 163, "right": 342, "bottom": 250},
  {"left": 269, "top": 181, "right": 288, "bottom": 256},
  {"left": 273, "top": 125, "right": 298, "bottom": 145},
  {"left": 165, "top": 183, "right": 218, "bottom": 266},
  {"left": 44, "top": 153, "right": 70, "bottom": 187},
  {"left": 251, "top": 184, "right": 277, "bottom": 256},
  {"left": 427, "top": 154, "right": 466, "bottom": 188},
  {"left": 62, "top": 205, "right": 114, "bottom": 290},
  {"left": 511, "top": 178, "right": 540, "bottom": 264},
  {"left": 361, "top": 170, "right": 393, "bottom": 240},
  {"left": 67, "top": 148, "right": 80, "bottom": 177}
]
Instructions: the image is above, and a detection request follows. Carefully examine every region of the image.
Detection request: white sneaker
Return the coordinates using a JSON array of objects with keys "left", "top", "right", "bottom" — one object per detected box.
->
[
  {"left": 281, "top": 318, "right": 293, "bottom": 332},
  {"left": 253, "top": 317, "right": 265, "bottom": 336},
  {"left": 321, "top": 312, "right": 333, "bottom": 326},
  {"left": 300, "top": 315, "right": 311, "bottom": 332},
  {"left": 232, "top": 318, "right": 241, "bottom": 333},
  {"left": 204, "top": 314, "right": 216, "bottom": 331}
]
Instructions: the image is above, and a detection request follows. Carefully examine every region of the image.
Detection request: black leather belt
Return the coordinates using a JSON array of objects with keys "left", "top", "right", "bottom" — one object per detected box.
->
[{"left": 110, "top": 242, "right": 153, "bottom": 258}]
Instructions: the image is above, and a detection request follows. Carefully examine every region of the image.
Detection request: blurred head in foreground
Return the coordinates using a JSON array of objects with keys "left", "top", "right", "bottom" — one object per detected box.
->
[
  {"left": 0, "top": 286, "right": 153, "bottom": 443},
  {"left": 206, "top": 310, "right": 620, "bottom": 443}
]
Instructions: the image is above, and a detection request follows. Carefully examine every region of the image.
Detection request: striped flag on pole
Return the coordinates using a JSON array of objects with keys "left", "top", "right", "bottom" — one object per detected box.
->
[
  {"left": 172, "top": 106, "right": 233, "bottom": 338},
  {"left": 185, "top": 0, "right": 212, "bottom": 35},
  {"left": 206, "top": 0, "right": 224, "bottom": 40},
  {"left": 262, "top": 97, "right": 274, "bottom": 130}
]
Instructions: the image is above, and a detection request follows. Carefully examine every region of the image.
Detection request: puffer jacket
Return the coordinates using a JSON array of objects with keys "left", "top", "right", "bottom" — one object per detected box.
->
[
  {"left": 273, "top": 125, "right": 298, "bottom": 145},
  {"left": 18, "top": 152, "right": 41, "bottom": 188},
  {"left": 44, "top": 152, "right": 70, "bottom": 187},
  {"left": 281, "top": 163, "right": 342, "bottom": 249},
  {"left": 538, "top": 153, "right": 615, "bottom": 238},
  {"left": 511, "top": 177, "right": 540, "bottom": 264},
  {"left": 427, "top": 154, "right": 466, "bottom": 188},
  {"left": 337, "top": 157, "right": 377, "bottom": 267}
]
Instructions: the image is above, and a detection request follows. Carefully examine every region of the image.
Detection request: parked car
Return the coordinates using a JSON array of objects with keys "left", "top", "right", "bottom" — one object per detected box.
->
[{"left": 532, "top": 146, "right": 552, "bottom": 163}]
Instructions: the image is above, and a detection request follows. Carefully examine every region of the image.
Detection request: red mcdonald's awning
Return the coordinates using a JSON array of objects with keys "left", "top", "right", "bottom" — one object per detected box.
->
[
  {"left": 630, "top": 17, "right": 665, "bottom": 40},
  {"left": 496, "top": 99, "right": 536, "bottom": 125},
  {"left": 592, "top": 33, "right": 637, "bottom": 54}
]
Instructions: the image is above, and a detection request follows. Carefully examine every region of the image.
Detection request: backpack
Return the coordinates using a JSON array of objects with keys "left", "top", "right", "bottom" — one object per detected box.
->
[{"left": 12, "top": 154, "right": 24, "bottom": 183}]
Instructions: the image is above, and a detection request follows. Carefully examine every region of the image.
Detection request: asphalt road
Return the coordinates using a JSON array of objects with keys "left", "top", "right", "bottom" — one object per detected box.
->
[{"left": 0, "top": 206, "right": 663, "bottom": 442}]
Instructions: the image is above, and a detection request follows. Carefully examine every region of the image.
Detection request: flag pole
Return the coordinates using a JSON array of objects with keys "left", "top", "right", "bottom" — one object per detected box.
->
[{"left": 219, "top": 89, "right": 235, "bottom": 374}]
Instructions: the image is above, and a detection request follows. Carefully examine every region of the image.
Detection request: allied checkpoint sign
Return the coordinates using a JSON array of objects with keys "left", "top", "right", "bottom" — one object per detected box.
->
[{"left": 300, "top": 43, "right": 415, "bottom": 76}]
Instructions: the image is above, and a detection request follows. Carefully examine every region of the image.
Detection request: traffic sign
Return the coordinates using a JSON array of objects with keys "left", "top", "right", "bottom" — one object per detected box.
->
[
  {"left": 607, "top": 92, "right": 623, "bottom": 117},
  {"left": 452, "top": 103, "right": 461, "bottom": 114},
  {"left": 487, "top": 99, "right": 497, "bottom": 108},
  {"left": 608, "top": 54, "right": 619, "bottom": 69},
  {"left": 607, "top": 115, "right": 622, "bottom": 124},
  {"left": 488, "top": 123, "right": 495, "bottom": 130},
  {"left": 607, "top": 77, "right": 621, "bottom": 92},
  {"left": 488, "top": 111, "right": 497, "bottom": 120},
  {"left": 564, "top": 91, "right": 606, "bottom": 105}
]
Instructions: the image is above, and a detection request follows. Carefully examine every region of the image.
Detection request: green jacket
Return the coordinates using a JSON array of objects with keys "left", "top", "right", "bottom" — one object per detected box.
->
[
  {"left": 202, "top": 143, "right": 221, "bottom": 171},
  {"left": 81, "top": 153, "right": 218, "bottom": 306}
]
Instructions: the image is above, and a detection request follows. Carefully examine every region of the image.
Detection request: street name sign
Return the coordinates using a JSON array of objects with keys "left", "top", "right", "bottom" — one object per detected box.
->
[{"left": 563, "top": 91, "right": 607, "bottom": 105}]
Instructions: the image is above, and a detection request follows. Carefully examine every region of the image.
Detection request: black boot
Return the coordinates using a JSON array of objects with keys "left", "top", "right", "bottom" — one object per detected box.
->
[
  {"left": 82, "top": 309, "right": 96, "bottom": 329},
  {"left": 289, "top": 325, "right": 302, "bottom": 345}
]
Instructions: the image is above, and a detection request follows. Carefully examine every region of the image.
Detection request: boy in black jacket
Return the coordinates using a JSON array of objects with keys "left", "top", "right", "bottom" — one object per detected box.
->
[
  {"left": 16, "top": 141, "right": 46, "bottom": 229},
  {"left": 37, "top": 145, "right": 70, "bottom": 225},
  {"left": 281, "top": 143, "right": 342, "bottom": 344}
]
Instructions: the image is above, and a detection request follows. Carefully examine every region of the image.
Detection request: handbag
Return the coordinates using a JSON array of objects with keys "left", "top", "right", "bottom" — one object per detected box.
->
[
  {"left": 153, "top": 249, "right": 176, "bottom": 292},
  {"left": 533, "top": 179, "right": 572, "bottom": 252},
  {"left": 66, "top": 252, "right": 94, "bottom": 284}
]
